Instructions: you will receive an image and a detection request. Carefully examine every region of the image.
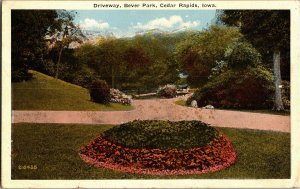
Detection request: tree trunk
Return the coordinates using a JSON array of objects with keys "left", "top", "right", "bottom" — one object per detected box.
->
[
  {"left": 273, "top": 50, "right": 284, "bottom": 111},
  {"left": 55, "top": 46, "right": 64, "bottom": 79}
]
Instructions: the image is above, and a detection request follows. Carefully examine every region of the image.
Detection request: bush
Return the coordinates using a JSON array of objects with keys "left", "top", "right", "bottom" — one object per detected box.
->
[
  {"left": 12, "top": 67, "right": 33, "bottom": 82},
  {"left": 225, "top": 41, "right": 262, "bottom": 69},
  {"left": 73, "top": 68, "right": 97, "bottom": 89},
  {"left": 157, "top": 84, "right": 177, "bottom": 98},
  {"left": 187, "top": 66, "right": 274, "bottom": 109},
  {"left": 89, "top": 80, "right": 110, "bottom": 104},
  {"left": 281, "top": 80, "right": 290, "bottom": 109},
  {"left": 104, "top": 120, "right": 219, "bottom": 149}
]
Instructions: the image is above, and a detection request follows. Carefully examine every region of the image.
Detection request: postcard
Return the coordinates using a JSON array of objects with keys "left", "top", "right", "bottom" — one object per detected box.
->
[{"left": 2, "top": 0, "right": 300, "bottom": 188}]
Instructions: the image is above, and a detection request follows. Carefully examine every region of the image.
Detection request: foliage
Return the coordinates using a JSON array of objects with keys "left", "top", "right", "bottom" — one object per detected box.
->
[
  {"left": 43, "top": 48, "right": 85, "bottom": 83},
  {"left": 104, "top": 120, "right": 219, "bottom": 150},
  {"left": 75, "top": 33, "right": 181, "bottom": 91},
  {"left": 47, "top": 10, "right": 85, "bottom": 79},
  {"left": 11, "top": 10, "right": 58, "bottom": 81},
  {"left": 11, "top": 10, "right": 87, "bottom": 84},
  {"left": 89, "top": 80, "right": 111, "bottom": 104},
  {"left": 187, "top": 66, "right": 274, "bottom": 109},
  {"left": 221, "top": 10, "right": 290, "bottom": 56},
  {"left": 157, "top": 84, "right": 177, "bottom": 98},
  {"left": 110, "top": 88, "right": 132, "bottom": 105},
  {"left": 71, "top": 66, "right": 98, "bottom": 89},
  {"left": 80, "top": 134, "right": 236, "bottom": 174},
  {"left": 12, "top": 70, "right": 132, "bottom": 111},
  {"left": 12, "top": 123, "right": 290, "bottom": 179},
  {"left": 221, "top": 10, "right": 290, "bottom": 78},
  {"left": 126, "top": 33, "right": 180, "bottom": 91},
  {"left": 220, "top": 10, "right": 290, "bottom": 110},
  {"left": 281, "top": 80, "right": 290, "bottom": 109},
  {"left": 225, "top": 41, "right": 262, "bottom": 69},
  {"left": 174, "top": 26, "right": 242, "bottom": 87},
  {"left": 208, "top": 60, "right": 228, "bottom": 79}
]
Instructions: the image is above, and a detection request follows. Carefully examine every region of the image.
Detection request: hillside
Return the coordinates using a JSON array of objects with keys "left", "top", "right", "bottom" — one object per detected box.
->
[{"left": 12, "top": 70, "right": 133, "bottom": 111}]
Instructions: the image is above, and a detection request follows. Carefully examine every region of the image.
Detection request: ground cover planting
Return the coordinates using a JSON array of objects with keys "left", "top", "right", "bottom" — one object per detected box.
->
[{"left": 79, "top": 120, "right": 237, "bottom": 175}]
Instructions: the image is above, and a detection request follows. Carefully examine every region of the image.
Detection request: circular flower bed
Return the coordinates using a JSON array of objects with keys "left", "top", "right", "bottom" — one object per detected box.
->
[{"left": 79, "top": 120, "right": 237, "bottom": 175}]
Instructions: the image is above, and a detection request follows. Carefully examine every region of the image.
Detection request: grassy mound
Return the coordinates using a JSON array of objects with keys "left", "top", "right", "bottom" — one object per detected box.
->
[
  {"left": 104, "top": 120, "right": 218, "bottom": 150},
  {"left": 12, "top": 70, "right": 133, "bottom": 111}
]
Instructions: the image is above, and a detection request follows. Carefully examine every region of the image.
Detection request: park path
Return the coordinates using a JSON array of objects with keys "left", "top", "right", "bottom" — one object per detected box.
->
[{"left": 12, "top": 96, "right": 290, "bottom": 132}]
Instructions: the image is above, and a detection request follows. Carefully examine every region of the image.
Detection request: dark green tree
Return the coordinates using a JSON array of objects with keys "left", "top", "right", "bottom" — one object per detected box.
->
[
  {"left": 11, "top": 10, "right": 57, "bottom": 81},
  {"left": 75, "top": 33, "right": 181, "bottom": 92},
  {"left": 220, "top": 10, "right": 290, "bottom": 111},
  {"left": 175, "top": 26, "right": 242, "bottom": 87},
  {"left": 48, "top": 10, "right": 85, "bottom": 79}
]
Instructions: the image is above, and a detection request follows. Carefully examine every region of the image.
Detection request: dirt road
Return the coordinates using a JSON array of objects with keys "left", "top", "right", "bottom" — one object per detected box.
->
[{"left": 12, "top": 97, "right": 290, "bottom": 132}]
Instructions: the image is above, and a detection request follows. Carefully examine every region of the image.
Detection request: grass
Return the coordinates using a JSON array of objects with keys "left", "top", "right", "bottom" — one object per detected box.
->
[
  {"left": 175, "top": 99, "right": 186, "bottom": 106},
  {"left": 12, "top": 123, "right": 290, "bottom": 179},
  {"left": 12, "top": 70, "right": 133, "bottom": 111},
  {"left": 134, "top": 94, "right": 158, "bottom": 100},
  {"left": 174, "top": 99, "right": 290, "bottom": 116}
]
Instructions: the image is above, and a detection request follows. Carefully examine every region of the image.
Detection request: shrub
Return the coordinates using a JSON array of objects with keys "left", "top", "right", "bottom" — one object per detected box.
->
[
  {"left": 187, "top": 66, "right": 274, "bottom": 109},
  {"left": 73, "top": 68, "right": 97, "bottom": 89},
  {"left": 89, "top": 79, "right": 110, "bottom": 104},
  {"left": 104, "top": 120, "right": 219, "bottom": 149},
  {"left": 281, "top": 80, "right": 290, "bottom": 109},
  {"left": 12, "top": 67, "right": 33, "bottom": 82},
  {"left": 157, "top": 84, "right": 177, "bottom": 98},
  {"left": 225, "top": 41, "right": 262, "bottom": 70}
]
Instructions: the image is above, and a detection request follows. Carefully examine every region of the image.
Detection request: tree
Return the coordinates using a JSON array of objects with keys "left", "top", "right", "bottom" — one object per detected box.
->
[
  {"left": 48, "top": 10, "right": 85, "bottom": 79},
  {"left": 97, "top": 37, "right": 128, "bottom": 88},
  {"left": 75, "top": 37, "right": 128, "bottom": 88},
  {"left": 75, "top": 32, "right": 181, "bottom": 92},
  {"left": 11, "top": 10, "right": 58, "bottom": 81},
  {"left": 175, "top": 26, "right": 242, "bottom": 87},
  {"left": 220, "top": 10, "right": 290, "bottom": 111},
  {"left": 127, "top": 33, "right": 180, "bottom": 91},
  {"left": 225, "top": 41, "right": 261, "bottom": 69}
]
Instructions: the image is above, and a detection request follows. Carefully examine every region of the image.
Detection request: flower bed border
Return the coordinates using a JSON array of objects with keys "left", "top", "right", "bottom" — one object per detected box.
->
[{"left": 79, "top": 134, "right": 237, "bottom": 176}]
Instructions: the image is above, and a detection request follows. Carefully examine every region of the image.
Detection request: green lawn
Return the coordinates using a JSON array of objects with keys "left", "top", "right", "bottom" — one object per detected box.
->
[
  {"left": 12, "top": 70, "right": 133, "bottom": 111},
  {"left": 12, "top": 123, "right": 290, "bottom": 179}
]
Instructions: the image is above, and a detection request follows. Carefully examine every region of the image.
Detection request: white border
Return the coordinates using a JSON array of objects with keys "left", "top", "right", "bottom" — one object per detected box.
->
[{"left": 2, "top": 1, "right": 300, "bottom": 188}]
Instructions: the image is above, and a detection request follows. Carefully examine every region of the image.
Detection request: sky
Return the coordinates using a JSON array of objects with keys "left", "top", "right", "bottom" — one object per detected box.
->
[{"left": 73, "top": 10, "right": 217, "bottom": 38}]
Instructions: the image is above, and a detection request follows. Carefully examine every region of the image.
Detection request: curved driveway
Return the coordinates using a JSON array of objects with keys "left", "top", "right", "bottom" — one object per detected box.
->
[{"left": 12, "top": 97, "right": 290, "bottom": 132}]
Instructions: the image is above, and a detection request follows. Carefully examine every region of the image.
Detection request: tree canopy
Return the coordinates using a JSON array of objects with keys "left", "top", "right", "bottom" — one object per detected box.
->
[
  {"left": 220, "top": 10, "right": 290, "bottom": 80},
  {"left": 12, "top": 10, "right": 58, "bottom": 81},
  {"left": 74, "top": 33, "right": 181, "bottom": 92},
  {"left": 220, "top": 10, "right": 290, "bottom": 110},
  {"left": 174, "top": 26, "right": 242, "bottom": 87}
]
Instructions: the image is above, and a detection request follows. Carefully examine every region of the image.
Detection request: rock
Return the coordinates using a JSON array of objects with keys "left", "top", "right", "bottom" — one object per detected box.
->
[
  {"left": 203, "top": 105, "right": 214, "bottom": 109},
  {"left": 191, "top": 100, "right": 198, "bottom": 108}
]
